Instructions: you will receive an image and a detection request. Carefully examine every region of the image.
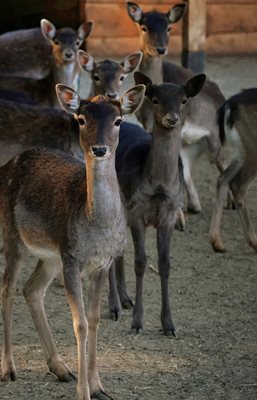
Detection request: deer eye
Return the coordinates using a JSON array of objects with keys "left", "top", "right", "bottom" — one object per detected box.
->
[
  {"left": 167, "top": 26, "right": 172, "bottom": 33},
  {"left": 182, "top": 98, "right": 187, "bottom": 104},
  {"left": 141, "top": 26, "right": 148, "bottom": 33},
  {"left": 152, "top": 98, "right": 158, "bottom": 105},
  {"left": 77, "top": 117, "right": 86, "bottom": 126},
  {"left": 93, "top": 74, "right": 100, "bottom": 82},
  {"left": 53, "top": 38, "right": 60, "bottom": 45},
  {"left": 75, "top": 39, "right": 81, "bottom": 47},
  {"left": 114, "top": 118, "right": 123, "bottom": 127},
  {"left": 120, "top": 75, "right": 125, "bottom": 82}
]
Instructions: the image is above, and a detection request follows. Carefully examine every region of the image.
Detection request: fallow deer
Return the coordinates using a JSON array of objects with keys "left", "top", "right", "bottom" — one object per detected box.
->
[
  {"left": 112, "top": 71, "right": 206, "bottom": 335},
  {"left": 0, "top": 19, "right": 93, "bottom": 107},
  {"left": 210, "top": 89, "right": 257, "bottom": 253},
  {"left": 0, "top": 84, "right": 145, "bottom": 400},
  {"left": 126, "top": 1, "right": 225, "bottom": 213}
]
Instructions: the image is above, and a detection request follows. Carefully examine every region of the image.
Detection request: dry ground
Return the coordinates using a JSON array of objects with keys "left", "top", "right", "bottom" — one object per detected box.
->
[{"left": 0, "top": 55, "right": 257, "bottom": 400}]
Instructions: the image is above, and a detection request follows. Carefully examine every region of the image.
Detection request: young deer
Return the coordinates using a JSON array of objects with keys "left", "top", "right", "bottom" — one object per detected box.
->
[
  {"left": 0, "top": 89, "right": 82, "bottom": 166},
  {"left": 126, "top": 1, "right": 225, "bottom": 213},
  {"left": 113, "top": 71, "right": 206, "bottom": 335},
  {"left": 78, "top": 49, "right": 143, "bottom": 99},
  {"left": 0, "top": 84, "right": 145, "bottom": 400},
  {"left": 210, "top": 89, "right": 257, "bottom": 253},
  {"left": 0, "top": 19, "right": 93, "bottom": 107}
]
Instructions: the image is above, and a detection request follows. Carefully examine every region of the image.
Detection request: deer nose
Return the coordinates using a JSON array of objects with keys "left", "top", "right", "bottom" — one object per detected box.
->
[
  {"left": 91, "top": 146, "right": 108, "bottom": 158},
  {"left": 106, "top": 92, "right": 117, "bottom": 99},
  {"left": 156, "top": 47, "right": 166, "bottom": 55},
  {"left": 64, "top": 50, "right": 74, "bottom": 60},
  {"left": 164, "top": 113, "right": 179, "bottom": 127}
]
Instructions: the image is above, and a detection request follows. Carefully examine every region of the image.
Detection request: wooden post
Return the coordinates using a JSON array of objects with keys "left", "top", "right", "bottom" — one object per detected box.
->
[{"left": 182, "top": 0, "right": 206, "bottom": 73}]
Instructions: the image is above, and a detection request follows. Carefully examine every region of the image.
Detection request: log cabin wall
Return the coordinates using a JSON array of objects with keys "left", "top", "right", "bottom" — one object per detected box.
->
[{"left": 85, "top": 0, "right": 257, "bottom": 57}]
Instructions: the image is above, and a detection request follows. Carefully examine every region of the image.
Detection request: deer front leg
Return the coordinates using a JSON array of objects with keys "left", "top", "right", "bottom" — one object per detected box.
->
[
  {"left": 157, "top": 218, "right": 176, "bottom": 336},
  {"left": 87, "top": 261, "right": 113, "bottom": 399},
  {"left": 210, "top": 160, "right": 242, "bottom": 252},
  {"left": 23, "top": 259, "right": 76, "bottom": 382},
  {"left": 1, "top": 242, "right": 24, "bottom": 382},
  {"left": 131, "top": 221, "right": 147, "bottom": 333},
  {"left": 62, "top": 254, "right": 90, "bottom": 400}
]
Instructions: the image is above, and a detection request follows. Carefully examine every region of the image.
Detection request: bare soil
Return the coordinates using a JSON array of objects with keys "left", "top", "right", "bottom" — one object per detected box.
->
[{"left": 1, "top": 55, "right": 257, "bottom": 400}]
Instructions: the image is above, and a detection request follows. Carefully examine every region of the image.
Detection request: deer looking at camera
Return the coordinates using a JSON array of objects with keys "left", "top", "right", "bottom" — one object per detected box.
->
[
  {"left": 210, "top": 89, "right": 257, "bottom": 253},
  {"left": 111, "top": 71, "right": 206, "bottom": 335},
  {"left": 126, "top": 1, "right": 225, "bottom": 214},
  {"left": 0, "top": 19, "right": 93, "bottom": 107},
  {"left": 0, "top": 84, "right": 145, "bottom": 400},
  {"left": 77, "top": 49, "right": 143, "bottom": 99}
]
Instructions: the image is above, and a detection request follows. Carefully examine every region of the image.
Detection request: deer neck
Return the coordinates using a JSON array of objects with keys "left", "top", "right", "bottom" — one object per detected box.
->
[
  {"left": 139, "top": 52, "right": 163, "bottom": 85},
  {"left": 84, "top": 154, "right": 121, "bottom": 220},
  {"left": 146, "top": 123, "right": 182, "bottom": 188},
  {"left": 54, "top": 60, "right": 80, "bottom": 90}
]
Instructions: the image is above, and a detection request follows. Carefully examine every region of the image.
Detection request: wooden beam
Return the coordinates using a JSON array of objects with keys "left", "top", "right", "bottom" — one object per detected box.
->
[{"left": 182, "top": 0, "right": 206, "bottom": 73}]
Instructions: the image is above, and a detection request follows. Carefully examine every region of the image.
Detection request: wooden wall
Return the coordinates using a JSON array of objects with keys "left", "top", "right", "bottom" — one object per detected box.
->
[{"left": 85, "top": 0, "right": 257, "bottom": 56}]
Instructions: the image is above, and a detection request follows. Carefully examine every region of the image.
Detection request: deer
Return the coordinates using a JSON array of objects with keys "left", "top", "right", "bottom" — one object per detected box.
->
[
  {"left": 126, "top": 1, "right": 226, "bottom": 214},
  {"left": 109, "top": 71, "right": 206, "bottom": 335},
  {"left": 210, "top": 88, "right": 257, "bottom": 253},
  {"left": 0, "top": 19, "right": 93, "bottom": 107},
  {"left": 0, "top": 84, "right": 145, "bottom": 400},
  {"left": 77, "top": 49, "right": 143, "bottom": 99},
  {"left": 0, "top": 89, "right": 83, "bottom": 165}
]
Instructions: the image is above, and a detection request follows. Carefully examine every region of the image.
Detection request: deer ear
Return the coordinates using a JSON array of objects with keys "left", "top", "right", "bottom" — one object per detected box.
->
[
  {"left": 134, "top": 71, "right": 152, "bottom": 86},
  {"left": 78, "top": 20, "right": 94, "bottom": 40},
  {"left": 56, "top": 84, "right": 80, "bottom": 114},
  {"left": 184, "top": 74, "right": 206, "bottom": 98},
  {"left": 77, "top": 50, "right": 94, "bottom": 73},
  {"left": 122, "top": 52, "right": 143, "bottom": 74},
  {"left": 40, "top": 19, "right": 56, "bottom": 41},
  {"left": 120, "top": 85, "right": 146, "bottom": 115},
  {"left": 127, "top": 2, "right": 143, "bottom": 22},
  {"left": 168, "top": 3, "right": 187, "bottom": 24}
]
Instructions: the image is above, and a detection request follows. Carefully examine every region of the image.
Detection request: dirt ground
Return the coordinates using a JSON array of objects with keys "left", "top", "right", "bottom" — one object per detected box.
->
[{"left": 1, "top": 55, "right": 257, "bottom": 400}]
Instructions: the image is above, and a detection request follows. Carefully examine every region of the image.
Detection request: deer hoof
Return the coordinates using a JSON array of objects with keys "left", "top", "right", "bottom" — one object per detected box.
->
[
  {"left": 210, "top": 236, "right": 225, "bottom": 253},
  {"left": 91, "top": 389, "right": 114, "bottom": 400},
  {"left": 121, "top": 296, "right": 134, "bottom": 310}
]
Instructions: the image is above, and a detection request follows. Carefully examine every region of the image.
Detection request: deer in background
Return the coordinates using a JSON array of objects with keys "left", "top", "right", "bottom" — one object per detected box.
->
[
  {"left": 0, "top": 19, "right": 93, "bottom": 107},
  {"left": 0, "top": 84, "right": 145, "bottom": 400},
  {"left": 77, "top": 49, "right": 143, "bottom": 99},
  {"left": 112, "top": 71, "right": 206, "bottom": 335},
  {"left": 0, "top": 88, "right": 82, "bottom": 166},
  {"left": 210, "top": 89, "right": 257, "bottom": 253},
  {"left": 126, "top": 1, "right": 225, "bottom": 214}
]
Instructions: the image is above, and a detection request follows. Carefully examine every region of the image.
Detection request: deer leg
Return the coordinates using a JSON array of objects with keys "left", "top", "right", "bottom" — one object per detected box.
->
[
  {"left": 180, "top": 145, "right": 201, "bottom": 213},
  {"left": 62, "top": 254, "right": 90, "bottom": 400},
  {"left": 230, "top": 163, "right": 257, "bottom": 251},
  {"left": 108, "top": 260, "right": 122, "bottom": 321},
  {"left": 157, "top": 217, "right": 176, "bottom": 336},
  {"left": 1, "top": 238, "right": 25, "bottom": 382},
  {"left": 210, "top": 160, "right": 243, "bottom": 252},
  {"left": 87, "top": 261, "right": 112, "bottom": 399},
  {"left": 115, "top": 255, "right": 133, "bottom": 309},
  {"left": 23, "top": 258, "right": 75, "bottom": 382},
  {"left": 131, "top": 221, "right": 147, "bottom": 333}
]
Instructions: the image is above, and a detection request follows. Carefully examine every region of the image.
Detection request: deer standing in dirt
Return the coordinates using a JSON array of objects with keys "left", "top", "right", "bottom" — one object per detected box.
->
[
  {"left": 0, "top": 84, "right": 145, "bottom": 400},
  {"left": 112, "top": 71, "right": 206, "bottom": 335},
  {"left": 126, "top": 1, "right": 225, "bottom": 213},
  {"left": 77, "top": 49, "right": 143, "bottom": 99},
  {"left": 210, "top": 89, "right": 257, "bottom": 253},
  {"left": 0, "top": 19, "right": 93, "bottom": 107},
  {"left": 0, "top": 89, "right": 82, "bottom": 165}
]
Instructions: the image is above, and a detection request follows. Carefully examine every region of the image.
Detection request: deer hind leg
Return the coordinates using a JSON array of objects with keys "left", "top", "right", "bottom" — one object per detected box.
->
[
  {"left": 157, "top": 217, "right": 176, "bottom": 336},
  {"left": 210, "top": 160, "right": 243, "bottom": 252},
  {"left": 23, "top": 258, "right": 75, "bottom": 382},
  {"left": 131, "top": 221, "right": 147, "bottom": 333},
  {"left": 108, "top": 260, "right": 122, "bottom": 321},
  {"left": 1, "top": 236, "right": 26, "bottom": 382},
  {"left": 87, "top": 262, "right": 111, "bottom": 398},
  {"left": 180, "top": 144, "right": 202, "bottom": 213},
  {"left": 230, "top": 163, "right": 257, "bottom": 251}
]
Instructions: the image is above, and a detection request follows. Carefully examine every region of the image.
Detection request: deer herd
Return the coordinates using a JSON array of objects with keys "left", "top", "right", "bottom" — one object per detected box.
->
[{"left": 0, "top": 2, "right": 256, "bottom": 400}]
